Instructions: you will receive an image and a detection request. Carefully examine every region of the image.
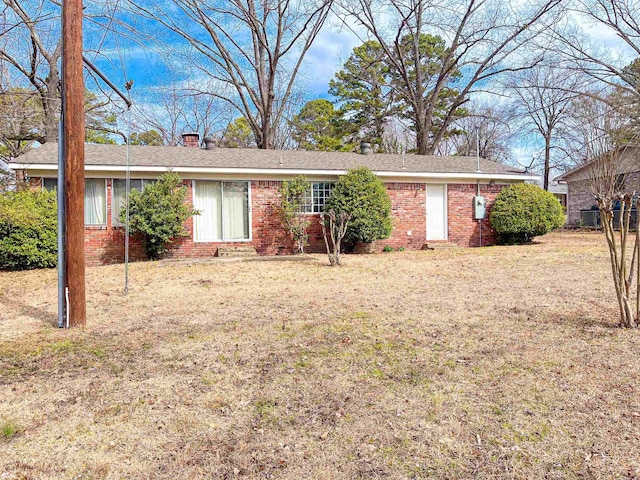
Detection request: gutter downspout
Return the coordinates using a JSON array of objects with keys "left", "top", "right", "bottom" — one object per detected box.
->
[
  {"left": 477, "top": 180, "right": 482, "bottom": 247},
  {"left": 476, "top": 129, "right": 482, "bottom": 247}
]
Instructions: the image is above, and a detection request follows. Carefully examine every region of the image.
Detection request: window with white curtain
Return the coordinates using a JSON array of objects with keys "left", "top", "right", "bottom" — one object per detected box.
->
[
  {"left": 84, "top": 179, "right": 107, "bottom": 225},
  {"left": 112, "top": 179, "right": 154, "bottom": 226},
  {"left": 45, "top": 178, "right": 106, "bottom": 225},
  {"left": 193, "top": 181, "right": 250, "bottom": 241}
]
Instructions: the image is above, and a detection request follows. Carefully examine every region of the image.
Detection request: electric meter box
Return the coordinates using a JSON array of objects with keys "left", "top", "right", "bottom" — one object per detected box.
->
[{"left": 474, "top": 195, "right": 486, "bottom": 220}]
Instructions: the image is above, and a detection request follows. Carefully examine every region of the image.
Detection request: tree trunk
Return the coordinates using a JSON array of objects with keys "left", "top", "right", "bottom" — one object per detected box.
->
[
  {"left": 259, "top": 119, "right": 272, "bottom": 149},
  {"left": 544, "top": 134, "right": 551, "bottom": 190},
  {"left": 41, "top": 57, "right": 61, "bottom": 143},
  {"left": 416, "top": 124, "right": 431, "bottom": 155}
]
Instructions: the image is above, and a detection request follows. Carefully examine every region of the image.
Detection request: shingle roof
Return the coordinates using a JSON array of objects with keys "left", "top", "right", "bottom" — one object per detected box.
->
[{"left": 14, "top": 142, "right": 529, "bottom": 176}]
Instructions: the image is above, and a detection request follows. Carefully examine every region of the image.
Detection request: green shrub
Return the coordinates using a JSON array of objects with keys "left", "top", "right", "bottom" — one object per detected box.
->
[
  {"left": 325, "top": 166, "right": 392, "bottom": 245},
  {"left": 0, "top": 189, "right": 57, "bottom": 270},
  {"left": 279, "top": 176, "right": 311, "bottom": 253},
  {"left": 382, "top": 245, "right": 393, "bottom": 252},
  {"left": 490, "top": 183, "right": 565, "bottom": 244},
  {"left": 123, "top": 172, "right": 198, "bottom": 260}
]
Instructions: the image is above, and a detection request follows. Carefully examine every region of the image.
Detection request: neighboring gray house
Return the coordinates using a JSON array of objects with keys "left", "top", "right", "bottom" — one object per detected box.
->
[
  {"left": 548, "top": 181, "right": 568, "bottom": 213},
  {"left": 555, "top": 145, "right": 640, "bottom": 226}
]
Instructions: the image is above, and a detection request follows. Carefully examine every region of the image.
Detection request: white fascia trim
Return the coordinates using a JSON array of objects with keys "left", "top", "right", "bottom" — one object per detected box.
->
[{"left": 9, "top": 163, "right": 539, "bottom": 182}]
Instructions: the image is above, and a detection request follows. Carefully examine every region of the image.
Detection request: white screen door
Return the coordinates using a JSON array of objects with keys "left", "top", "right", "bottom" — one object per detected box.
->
[{"left": 426, "top": 184, "right": 447, "bottom": 240}]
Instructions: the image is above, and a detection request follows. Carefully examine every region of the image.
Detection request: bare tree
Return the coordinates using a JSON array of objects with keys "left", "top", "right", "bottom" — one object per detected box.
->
[
  {"left": 439, "top": 100, "right": 514, "bottom": 163},
  {"left": 560, "top": 0, "right": 640, "bottom": 97},
  {"left": 549, "top": 0, "right": 640, "bottom": 146},
  {"left": 0, "top": 0, "right": 61, "bottom": 143},
  {"left": 509, "top": 64, "right": 585, "bottom": 189},
  {"left": 335, "top": 0, "right": 564, "bottom": 155},
  {"left": 0, "top": 0, "right": 140, "bottom": 147},
  {"left": 131, "top": 88, "right": 185, "bottom": 146},
  {"left": 381, "top": 117, "right": 415, "bottom": 154},
  {"left": 569, "top": 97, "right": 640, "bottom": 327},
  {"left": 129, "top": 0, "right": 334, "bottom": 149},
  {"left": 0, "top": 86, "right": 42, "bottom": 158},
  {"left": 272, "top": 87, "right": 305, "bottom": 150},
  {"left": 320, "top": 210, "right": 350, "bottom": 266},
  {"left": 0, "top": 161, "right": 15, "bottom": 191},
  {"left": 130, "top": 84, "right": 234, "bottom": 146}
]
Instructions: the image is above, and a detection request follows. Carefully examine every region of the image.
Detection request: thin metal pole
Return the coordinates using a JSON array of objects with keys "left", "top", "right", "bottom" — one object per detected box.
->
[
  {"left": 476, "top": 128, "right": 481, "bottom": 173},
  {"left": 124, "top": 103, "right": 131, "bottom": 294},
  {"left": 57, "top": 107, "right": 65, "bottom": 328}
]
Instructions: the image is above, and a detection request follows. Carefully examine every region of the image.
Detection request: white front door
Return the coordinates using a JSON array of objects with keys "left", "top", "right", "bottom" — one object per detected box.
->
[{"left": 426, "top": 184, "right": 447, "bottom": 240}]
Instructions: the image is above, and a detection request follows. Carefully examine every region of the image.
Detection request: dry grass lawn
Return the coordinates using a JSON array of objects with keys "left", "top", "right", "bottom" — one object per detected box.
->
[{"left": 1, "top": 231, "right": 640, "bottom": 479}]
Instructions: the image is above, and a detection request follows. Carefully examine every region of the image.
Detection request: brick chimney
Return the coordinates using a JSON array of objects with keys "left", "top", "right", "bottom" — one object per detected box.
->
[{"left": 182, "top": 132, "right": 200, "bottom": 148}]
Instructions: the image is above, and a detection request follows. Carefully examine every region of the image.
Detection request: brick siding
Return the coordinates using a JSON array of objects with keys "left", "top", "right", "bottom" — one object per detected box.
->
[
  {"left": 30, "top": 176, "right": 507, "bottom": 265},
  {"left": 567, "top": 179, "right": 594, "bottom": 226},
  {"left": 448, "top": 184, "right": 502, "bottom": 247},
  {"left": 567, "top": 172, "right": 640, "bottom": 226}
]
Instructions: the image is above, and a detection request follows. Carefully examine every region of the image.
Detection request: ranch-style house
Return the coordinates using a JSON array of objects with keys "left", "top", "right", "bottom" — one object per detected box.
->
[{"left": 9, "top": 134, "right": 538, "bottom": 265}]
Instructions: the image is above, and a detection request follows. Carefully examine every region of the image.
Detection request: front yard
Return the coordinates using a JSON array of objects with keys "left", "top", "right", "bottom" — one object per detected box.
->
[{"left": 1, "top": 231, "right": 639, "bottom": 479}]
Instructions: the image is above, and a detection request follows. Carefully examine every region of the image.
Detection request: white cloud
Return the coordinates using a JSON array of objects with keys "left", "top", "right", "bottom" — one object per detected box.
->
[{"left": 298, "top": 14, "right": 365, "bottom": 97}]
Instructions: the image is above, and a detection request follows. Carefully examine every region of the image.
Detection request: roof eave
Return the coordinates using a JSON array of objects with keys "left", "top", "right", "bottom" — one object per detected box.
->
[{"left": 7, "top": 162, "right": 538, "bottom": 182}]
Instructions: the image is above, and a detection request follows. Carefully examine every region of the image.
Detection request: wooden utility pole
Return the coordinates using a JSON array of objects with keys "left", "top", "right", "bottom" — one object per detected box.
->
[{"left": 63, "top": 0, "right": 86, "bottom": 327}]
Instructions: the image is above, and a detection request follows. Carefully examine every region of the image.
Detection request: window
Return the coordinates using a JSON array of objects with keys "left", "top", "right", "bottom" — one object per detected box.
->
[
  {"left": 85, "top": 179, "right": 107, "bottom": 225},
  {"left": 296, "top": 182, "right": 334, "bottom": 213},
  {"left": 42, "top": 178, "right": 107, "bottom": 225},
  {"left": 112, "top": 179, "right": 154, "bottom": 226},
  {"left": 311, "top": 182, "right": 334, "bottom": 213},
  {"left": 43, "top": 178, "right": 57, "bottom": 191},
  {"left": 193, "top": 181, "right": 250, "bottom": 241}
]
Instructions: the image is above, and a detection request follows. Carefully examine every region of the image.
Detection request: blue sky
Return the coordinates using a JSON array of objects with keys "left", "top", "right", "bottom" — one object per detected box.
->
[
  {"left": 86, "top": 11, "right": 363, "bottom": 105},
  {"left": 83, "top": 6, "right": 637, "bottom": 175},
  {"left": 87, "top": 7, "right": 636, "bottom": 117}
]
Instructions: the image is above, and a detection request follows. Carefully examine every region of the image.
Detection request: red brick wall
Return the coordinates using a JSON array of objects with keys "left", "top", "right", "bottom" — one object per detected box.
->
[
  {"left": 78, "top": 179, "right": 148, "bottom": 265},
  {"left": 354, "top": 182, "right": 504, "bottom": 252},
  {"left": 29, "top": 176, "right": 508, "bottom": 265},
  {"left": 353, "top": 182, "right": 427, "bottom": 253},
  {"left": 161, "top": 180, "right": 295, "bottom": 259},
  {"left": 448, "top": 183, "right": 502, "bottom": 247}
]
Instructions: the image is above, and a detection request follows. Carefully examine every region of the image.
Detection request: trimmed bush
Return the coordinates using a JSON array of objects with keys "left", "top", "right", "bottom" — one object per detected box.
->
[
  {"left": 0, "top": 189, "right": 57, "bottom": 270},
  {"left": 279, "top": 175, "right": 312, "bottom": 253},
  {"left": 325, "top": 166, "right": 392, "bottom": 245},
  {"left": 123, "top": 172, "right": 199, "bottom": 260},
  {"left": 490, "top": 183, "right": 565, "bottom": 244}
]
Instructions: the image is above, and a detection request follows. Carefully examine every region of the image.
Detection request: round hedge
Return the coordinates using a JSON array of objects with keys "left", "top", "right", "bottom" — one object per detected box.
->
[
  {"left": 490, "top": 183, "right": 565, "bottom": 244},
  {"left": 325, "top": 166, "right": 392, "bottom": 245}
]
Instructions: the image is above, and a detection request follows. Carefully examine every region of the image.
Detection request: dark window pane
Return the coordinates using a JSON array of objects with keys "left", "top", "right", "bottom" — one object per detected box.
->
[{"left": 43, "top": 178, "right": 58, "bottom": 191}]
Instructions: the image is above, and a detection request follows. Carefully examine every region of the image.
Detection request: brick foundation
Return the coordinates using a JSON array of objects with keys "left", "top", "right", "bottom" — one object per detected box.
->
[{"left": 30, "top": 176, "right": 507, "bottom": 265}]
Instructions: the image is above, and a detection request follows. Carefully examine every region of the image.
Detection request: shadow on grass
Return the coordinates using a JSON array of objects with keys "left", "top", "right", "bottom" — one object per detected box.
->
[
  {"left": 1, "top": 295, "right": 57, "bottom": 328},
  {"left": 553, "top": 312, "right": 620, "bottom": 330},
  {"left": 506, "top": 304, "right": 618, "bottom": 330}
]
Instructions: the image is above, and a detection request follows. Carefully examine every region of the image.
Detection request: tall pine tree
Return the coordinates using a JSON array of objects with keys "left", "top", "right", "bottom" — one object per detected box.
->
[{"left": 329, "top": 35, "right": 465, "bottom": 153}]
